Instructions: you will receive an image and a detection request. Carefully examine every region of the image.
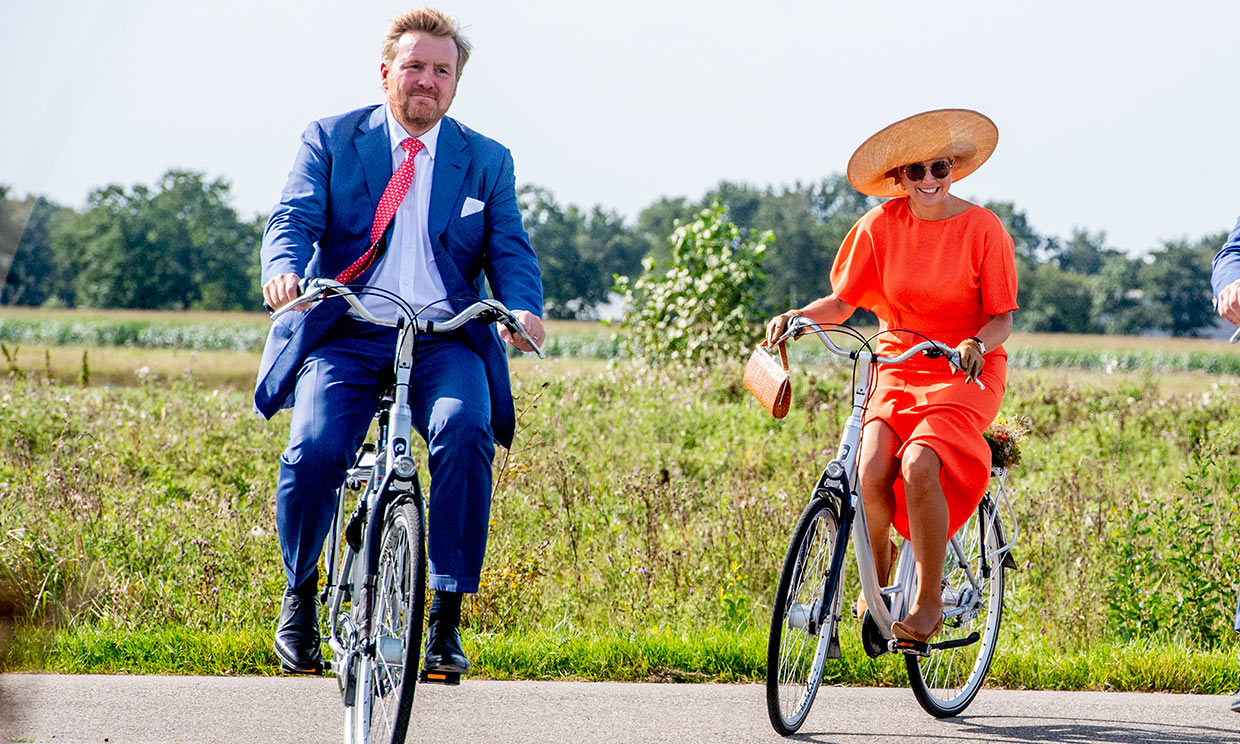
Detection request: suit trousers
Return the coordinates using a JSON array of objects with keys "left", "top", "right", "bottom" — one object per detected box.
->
[{"left": 275, "top": 316, "right": 495, "bottom": 594}]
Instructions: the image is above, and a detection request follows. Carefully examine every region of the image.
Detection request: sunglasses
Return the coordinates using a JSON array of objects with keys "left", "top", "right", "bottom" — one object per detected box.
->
[{"left": 901, "top": 159, "right": 953, "bottom": 182}]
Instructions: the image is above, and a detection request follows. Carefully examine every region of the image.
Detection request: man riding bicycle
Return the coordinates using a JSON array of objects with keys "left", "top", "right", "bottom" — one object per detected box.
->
[{"left": 255, "top": 7, "right": 544, "bottom": 677}]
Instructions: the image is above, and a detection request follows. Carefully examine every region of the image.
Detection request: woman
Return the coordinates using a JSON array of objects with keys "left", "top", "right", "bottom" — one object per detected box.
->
[{"left": 764, "top": 109, "right": 1019, "bottom": 644}]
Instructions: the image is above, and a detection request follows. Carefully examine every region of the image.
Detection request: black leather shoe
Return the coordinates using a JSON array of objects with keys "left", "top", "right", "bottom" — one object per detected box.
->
[
  {"left": 273, "top": 574, "right": 322, "bottom": 674},
  {"left": 423, "top": 619, "right": 470, "bottom": 674}
]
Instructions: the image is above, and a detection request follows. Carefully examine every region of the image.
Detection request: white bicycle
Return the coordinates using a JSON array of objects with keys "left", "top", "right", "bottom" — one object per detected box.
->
[
  {"left": 272, "top": 278, "right": 544, "bottom": 744},
  {"left": 765, "top": 317, "right": 1017, "bottom": 734}
]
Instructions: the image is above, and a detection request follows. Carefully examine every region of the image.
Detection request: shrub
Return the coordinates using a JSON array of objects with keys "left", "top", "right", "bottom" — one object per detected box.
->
[{"left": 616, "top": 203, "right": 769, "bottom": 364}]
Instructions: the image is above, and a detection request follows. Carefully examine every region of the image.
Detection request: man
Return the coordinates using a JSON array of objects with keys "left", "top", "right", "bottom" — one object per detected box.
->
[
  {"left": 255, "top": 7, "right": 544, "bottom": 676},
  {"left": 1209, "top": 213, "right": 1240, "bottom": 712}
]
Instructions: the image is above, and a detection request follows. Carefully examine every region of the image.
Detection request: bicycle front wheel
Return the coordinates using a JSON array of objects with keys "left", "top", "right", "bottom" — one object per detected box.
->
[
  {"left": 906, "top": 498, "right": 1006, "bottom": 718},
  {"left": 354, "top": 500, "right": 427, "bottom": 744},
  {"left": 766, "top": 496, "right": 845, "bottom": 736}
]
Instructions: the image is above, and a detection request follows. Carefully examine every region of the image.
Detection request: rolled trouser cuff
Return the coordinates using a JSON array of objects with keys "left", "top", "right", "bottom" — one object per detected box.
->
[{"left": 429, "top": 574, "right": 479, "bottom": 593}]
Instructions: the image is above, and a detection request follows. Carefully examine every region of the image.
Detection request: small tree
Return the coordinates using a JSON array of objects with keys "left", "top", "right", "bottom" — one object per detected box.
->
[{"left": 616, "top": 202, "right": 769, "bottom": 364}]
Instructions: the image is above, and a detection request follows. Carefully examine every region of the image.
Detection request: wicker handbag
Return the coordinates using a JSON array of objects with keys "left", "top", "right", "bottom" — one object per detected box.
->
[{"left": 743, "top": 342, "right": 791, "bottom": 419}]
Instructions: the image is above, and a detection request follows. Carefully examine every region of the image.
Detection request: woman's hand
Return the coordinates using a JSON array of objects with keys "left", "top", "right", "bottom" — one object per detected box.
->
[
  {"left": 955, "top": 337, "right": 985, "bottom": 383},
  {"left": 764, "top": 311, "right": 800, "bottom": 347}
]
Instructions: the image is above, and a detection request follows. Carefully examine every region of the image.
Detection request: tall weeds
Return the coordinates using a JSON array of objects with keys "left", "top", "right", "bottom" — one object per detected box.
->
[{"left": 1, "top": 359, "right": 1238, "bottom": 679}]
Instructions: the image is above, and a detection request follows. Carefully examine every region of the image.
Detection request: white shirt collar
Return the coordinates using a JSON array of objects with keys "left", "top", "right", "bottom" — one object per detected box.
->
[{"left": 385, "top": 103, "right": 439, "bottom": 160}]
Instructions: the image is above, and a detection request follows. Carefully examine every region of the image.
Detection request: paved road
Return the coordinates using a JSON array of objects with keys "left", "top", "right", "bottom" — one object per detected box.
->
[{"left": 2, "top": 674, "right": 1238, "bottom": 744}]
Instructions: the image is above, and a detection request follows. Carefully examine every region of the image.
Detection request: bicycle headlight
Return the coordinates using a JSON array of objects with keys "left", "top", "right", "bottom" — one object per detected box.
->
[{"left": 393, "top": 455, "right": 417, "bottom": 479}]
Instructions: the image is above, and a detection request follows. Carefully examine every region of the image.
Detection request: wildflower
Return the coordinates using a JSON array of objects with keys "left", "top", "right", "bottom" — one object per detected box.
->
[{"left": 984, "top": 417, "right": 1029, "bottom": 468}]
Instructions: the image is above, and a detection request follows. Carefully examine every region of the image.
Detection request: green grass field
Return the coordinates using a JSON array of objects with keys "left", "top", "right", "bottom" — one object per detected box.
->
[{"left": 0, "top": 313, "right": 1238, "bottom": 692}]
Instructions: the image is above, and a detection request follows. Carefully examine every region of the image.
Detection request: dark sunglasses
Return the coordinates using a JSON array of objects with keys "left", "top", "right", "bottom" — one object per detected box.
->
[{"left": 901, "top": 159, "right": 953, "bottom": 181}]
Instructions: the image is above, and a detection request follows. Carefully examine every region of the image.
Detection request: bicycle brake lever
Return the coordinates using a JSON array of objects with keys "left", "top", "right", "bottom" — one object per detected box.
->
[
  {"left": 501, "top": 317, "right": 546, "bottom": 359},
  {"left": 779, "top": 316, "right": 809, "bottom": 344},
  {"left": 947, "top": 350, "right": 987, "bottom": 391}
]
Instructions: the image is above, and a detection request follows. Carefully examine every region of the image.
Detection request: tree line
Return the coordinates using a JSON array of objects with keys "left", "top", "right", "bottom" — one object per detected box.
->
[{"left": 0, "top": 170, "right": 1226, "bottom": 336}]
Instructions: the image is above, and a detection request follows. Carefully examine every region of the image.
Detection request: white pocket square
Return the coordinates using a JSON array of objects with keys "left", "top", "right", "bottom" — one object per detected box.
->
[{"left": 460, "top": 197, "right": 485, "bottom": 218}]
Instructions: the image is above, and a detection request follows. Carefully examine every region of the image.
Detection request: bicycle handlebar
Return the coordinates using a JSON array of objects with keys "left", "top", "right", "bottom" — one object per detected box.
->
[
  {"left": 781, "top": 316, "right": 985, "bottom": 390},
  {"left": 270, "top": 277, "right": 546, "bottom": 359}
]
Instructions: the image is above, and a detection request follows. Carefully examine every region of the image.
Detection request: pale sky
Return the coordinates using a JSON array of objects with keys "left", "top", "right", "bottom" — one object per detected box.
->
[{"left": 3, "top": 0, "right": 1238, "bottom": 256}]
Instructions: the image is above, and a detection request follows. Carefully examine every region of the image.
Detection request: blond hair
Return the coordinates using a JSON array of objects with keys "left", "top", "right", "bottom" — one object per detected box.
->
[{"left": 382, "top": 8, "right": 472, "bottom": 79}]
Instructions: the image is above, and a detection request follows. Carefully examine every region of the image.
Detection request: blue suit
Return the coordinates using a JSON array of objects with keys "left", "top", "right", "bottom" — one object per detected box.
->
[
  {"left": 1212, "top": 215, "right": 1240, "bottom": 298},
  {"left": 1212, "top": 215, "right": 1240, "bottom": 635},
  {"left": 255, "top": 105, "right": 542, "bottom": 592}
]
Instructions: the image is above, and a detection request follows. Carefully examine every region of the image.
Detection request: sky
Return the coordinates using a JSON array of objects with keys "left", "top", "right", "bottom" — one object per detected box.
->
[{"left": 3, "top": 0, "right": 1239, "bottom": 257}]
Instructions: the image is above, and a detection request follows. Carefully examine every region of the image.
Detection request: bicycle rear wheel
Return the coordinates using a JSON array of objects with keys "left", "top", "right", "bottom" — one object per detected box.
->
[
  {"left": 354, "top": 499, "right": 427, "bottom": 744},
  {"left": 766, "top": 496, "right": 846, "bottom": 735},
  {"left": 906, "top": 498, "right": 1006, "bottom": 718}
]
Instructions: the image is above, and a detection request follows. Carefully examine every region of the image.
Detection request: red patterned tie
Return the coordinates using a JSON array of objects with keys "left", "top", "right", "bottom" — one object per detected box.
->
[{"left": 335, "top": 137, "right": 425, "bottom": 283}]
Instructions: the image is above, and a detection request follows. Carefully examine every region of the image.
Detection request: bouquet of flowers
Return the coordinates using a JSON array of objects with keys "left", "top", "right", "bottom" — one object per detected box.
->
[{"left": 984, "top": 416, "right": 1028, "bottom": 469}]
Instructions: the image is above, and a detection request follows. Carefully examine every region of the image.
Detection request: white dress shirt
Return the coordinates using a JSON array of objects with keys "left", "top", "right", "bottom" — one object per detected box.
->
[{"left": 351, "top": 104, "right": 451, "bottom": 321}]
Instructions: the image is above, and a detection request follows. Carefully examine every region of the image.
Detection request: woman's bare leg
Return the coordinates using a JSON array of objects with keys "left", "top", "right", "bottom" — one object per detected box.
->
[
  {"left": 899, "top": 443, "right": 949, "bottom": 637},
  {"left": 858, "top": 420, "right": 900, "bottom": 585}
]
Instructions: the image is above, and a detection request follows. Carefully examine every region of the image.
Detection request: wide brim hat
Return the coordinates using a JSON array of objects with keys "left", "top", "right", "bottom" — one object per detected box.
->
[{"left": 846, "top": 109, "right": 998, "bottom": 198}]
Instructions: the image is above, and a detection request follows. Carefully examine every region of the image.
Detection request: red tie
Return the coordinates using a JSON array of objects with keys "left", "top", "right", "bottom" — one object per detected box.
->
[{"left": 335, "top": 137, "right": 425, "bottom": 283}]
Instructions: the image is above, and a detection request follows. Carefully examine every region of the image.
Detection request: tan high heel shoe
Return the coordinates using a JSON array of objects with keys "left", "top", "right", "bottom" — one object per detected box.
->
[{"left": 891, "top": 617, "right": 944, "bottom": 645}]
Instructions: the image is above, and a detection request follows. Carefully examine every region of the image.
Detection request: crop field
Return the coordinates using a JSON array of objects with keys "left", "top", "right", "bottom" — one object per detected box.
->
[{"left": 0, "top": 311, "right": 1239, "bottom": 692}]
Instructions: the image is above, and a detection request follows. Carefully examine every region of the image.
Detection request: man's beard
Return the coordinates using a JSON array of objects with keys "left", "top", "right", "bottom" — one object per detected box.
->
[{"left": 398, "top": 95, "right": 449, "bottom": 131}]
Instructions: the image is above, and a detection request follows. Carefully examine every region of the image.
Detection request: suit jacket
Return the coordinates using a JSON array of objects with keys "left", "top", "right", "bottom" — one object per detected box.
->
[
  {"left": 254, "top": 105, "right": 543, "bottom": 447},
  {"left": 1211, "top": 214, "right": 1240, "bottom": 298}
]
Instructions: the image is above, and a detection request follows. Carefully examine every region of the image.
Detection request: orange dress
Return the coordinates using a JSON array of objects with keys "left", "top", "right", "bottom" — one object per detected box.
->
[{"left": 829, "top": 198, "right": 1019, "bottom": 540}]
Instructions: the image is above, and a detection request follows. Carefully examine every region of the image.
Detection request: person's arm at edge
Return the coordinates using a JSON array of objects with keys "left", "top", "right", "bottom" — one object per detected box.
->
[{"left": 1212, "top": 215, "right": 1240, "bottom": 325}]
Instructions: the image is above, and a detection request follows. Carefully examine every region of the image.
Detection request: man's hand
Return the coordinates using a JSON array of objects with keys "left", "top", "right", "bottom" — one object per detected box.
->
[
  {"left": 955, "top": 337, "right": 985, "bottom": 384},
  {"left": 499, "top": 310, "right": 545, "bottom": 352},
  {"left": 263, "top": 273, "right": 307, "bottom": 313},
  {"left": 1218, "top": 279, "right": 1240, "bottom": 326}
]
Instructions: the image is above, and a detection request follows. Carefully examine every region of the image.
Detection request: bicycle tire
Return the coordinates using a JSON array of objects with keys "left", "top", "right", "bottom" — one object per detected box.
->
[
  {"left": 766, "top": 496, "right": 846, "bottom": 736},
  {"left": 906, "top": 498, "right": 1005, "bottom": 718},
  {"left": 354, "top": 499, "right": 427, "bottom": 744}
]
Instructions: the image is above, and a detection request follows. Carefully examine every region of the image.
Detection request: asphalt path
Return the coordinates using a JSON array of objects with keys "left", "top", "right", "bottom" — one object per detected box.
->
[{"left": 2, "top": 673, "right": 1238, "bottom": 744}]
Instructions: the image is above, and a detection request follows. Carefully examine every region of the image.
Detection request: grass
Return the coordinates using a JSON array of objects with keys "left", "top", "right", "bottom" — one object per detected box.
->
[
  {"left": 7, "top": 623, "right": 1234, "bottom": 694},
  {"left": 0, "top": 324, "right": 1238, "bottom": 692}
]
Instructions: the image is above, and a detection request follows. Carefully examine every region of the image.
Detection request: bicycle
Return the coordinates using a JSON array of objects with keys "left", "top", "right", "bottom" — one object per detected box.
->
[
  {"left": 764, "top": 317, "right": 1018, "bottom": 734},
  {"left": 271, "top": 278, "right": 544, "bottom": 744}
]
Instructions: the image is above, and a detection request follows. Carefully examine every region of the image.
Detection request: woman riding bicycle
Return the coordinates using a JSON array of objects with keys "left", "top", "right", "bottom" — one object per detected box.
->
[{"left": 764, "top": 109, "right": 1018, "bottom": 646}]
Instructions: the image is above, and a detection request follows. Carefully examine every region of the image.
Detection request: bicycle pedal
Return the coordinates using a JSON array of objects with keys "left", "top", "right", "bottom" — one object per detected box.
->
[
  {"left": 418, "top": 670, "right": 461, "bottom": 686},
  {"left": 889, "top": 638, "right": 931, "bottom": 657}
]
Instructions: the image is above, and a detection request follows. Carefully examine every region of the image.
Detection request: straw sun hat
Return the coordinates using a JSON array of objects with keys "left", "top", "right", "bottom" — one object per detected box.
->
[{"left": 846, "top": 109, "right": 998, "bottom": 198}]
